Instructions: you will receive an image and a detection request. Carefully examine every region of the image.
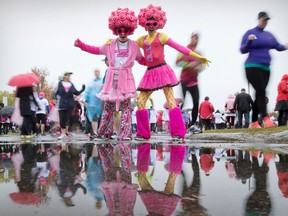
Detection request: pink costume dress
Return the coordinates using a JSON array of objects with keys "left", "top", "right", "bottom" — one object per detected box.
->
[
  {"left": 137, "top": 33, "right": 179, "bottom": 91},
  {"left": 76, "top": 38, "right": 145, "bottom": 110}
]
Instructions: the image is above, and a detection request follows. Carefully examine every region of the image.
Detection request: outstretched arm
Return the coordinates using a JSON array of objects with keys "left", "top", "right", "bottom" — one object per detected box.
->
[
  {"left": 166, "top": 38, "right": 210, "bottom": 66},
  {"left": 74, "top": 38, "right": 101, "bottom": 55}
]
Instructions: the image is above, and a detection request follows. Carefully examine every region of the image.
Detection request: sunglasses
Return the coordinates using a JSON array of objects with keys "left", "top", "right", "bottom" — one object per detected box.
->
[
  {"left": 146, "top": 22, "right": 157, "bottom": 27},
  {"left": 117, "top": 28, "right": 130, "bottom": 34}
]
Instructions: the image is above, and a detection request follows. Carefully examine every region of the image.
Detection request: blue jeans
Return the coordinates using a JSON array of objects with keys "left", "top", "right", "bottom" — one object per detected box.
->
[{"left": 238, "top": 110, "right": 250, "bottom": 128}]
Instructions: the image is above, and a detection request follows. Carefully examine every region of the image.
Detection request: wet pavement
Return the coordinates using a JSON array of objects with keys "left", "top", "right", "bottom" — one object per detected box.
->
[{"left": 0, "top": 134, "right": 288, "bottom": 216}]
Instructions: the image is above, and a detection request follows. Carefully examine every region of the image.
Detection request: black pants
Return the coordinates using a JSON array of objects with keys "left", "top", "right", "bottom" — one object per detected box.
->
[
  {"left": 278, "top": 110, "right": 288, "bottom": 126},
  {"left": 59, "top": 110, "right": 72, "bottom": 129},
  {"left": 245, "top": 68, "right": 270, "bottom": 122},
  {"left": 21, "top": 115, "right": 34, "bottom": 135},
  {"left": 181, "top": 84, "right": 199, "bottom": 125}
]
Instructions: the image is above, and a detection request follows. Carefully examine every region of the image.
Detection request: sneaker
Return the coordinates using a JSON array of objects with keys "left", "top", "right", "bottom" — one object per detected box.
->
[
  {"left": 250, "top": 121, "right": 261, "bottom": 129},
  {"left": 189, "top": 125, "right": 202, "bottom": 134},
  {"left": 172, "top": 136, "right": 183, "bottom": 142},
  {"left": 263, "top": 117, "right": 275, "bottom": 128},
  {"left": 93, "top": 136, "right": 109, "bottom": 141},
  {"left": 134, "top": 136, "right": 148, "bottom": 141},
  {"left": 123, "top": 137, "right": 132, "bottom": 141},
  {"left": 58, "top": 133, "right": 66, "bottom": 140}
]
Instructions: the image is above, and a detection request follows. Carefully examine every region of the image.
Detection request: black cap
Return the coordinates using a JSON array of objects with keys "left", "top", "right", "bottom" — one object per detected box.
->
[
  {"left": 258, "top": 11, "right": 270, "bottom": 20},
  {"left": 241, "top": 88, "right": 246, "bottom": 92}
]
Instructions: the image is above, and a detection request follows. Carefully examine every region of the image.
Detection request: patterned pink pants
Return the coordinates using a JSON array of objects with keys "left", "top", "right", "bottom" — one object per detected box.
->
[{"left": 97, "top": 99, "right": 132, "bottom": 140}]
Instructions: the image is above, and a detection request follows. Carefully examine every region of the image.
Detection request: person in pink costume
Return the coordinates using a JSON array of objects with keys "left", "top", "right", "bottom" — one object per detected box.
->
[
  {"left": 137, "top": 143, "right": 185, "bottom": 215},
  {"left": 98, "top": 143, "right": 138, "bottom": 215},
  {"left": 74, "top": 8, "right": 146, "bottom": 141},
  {"left": 135, "top": 4, "right": 210, "bottom": 142}
]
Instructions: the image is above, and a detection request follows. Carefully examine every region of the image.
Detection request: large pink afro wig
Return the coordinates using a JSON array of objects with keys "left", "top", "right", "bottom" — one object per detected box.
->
[
  {"left": 108, "top": 8, "right": 138, "bottom": 35},
  {"left": 138, "top": 4, "right": 167, "bottom": 30}
]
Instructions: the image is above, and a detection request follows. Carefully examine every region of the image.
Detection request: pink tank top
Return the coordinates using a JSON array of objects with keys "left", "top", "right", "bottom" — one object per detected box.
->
[{"left": 143, "top": 33, "right": 165, "bottom": 67}]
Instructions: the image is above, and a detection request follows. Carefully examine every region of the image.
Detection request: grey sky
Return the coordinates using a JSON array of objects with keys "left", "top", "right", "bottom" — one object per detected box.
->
[{"left": 1, "top": 0, "right": 287, "bottom": 111}]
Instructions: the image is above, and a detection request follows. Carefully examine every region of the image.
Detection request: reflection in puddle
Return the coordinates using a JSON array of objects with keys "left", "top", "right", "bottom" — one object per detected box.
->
[{"left": 0, "top": 141, "right": 287, "bottom": 216}]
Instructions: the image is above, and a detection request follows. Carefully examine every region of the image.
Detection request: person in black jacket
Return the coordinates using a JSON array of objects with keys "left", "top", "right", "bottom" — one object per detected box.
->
[
  {"left": 234, "top": 88, "right": 254, "bottom": 128},
  {"left": 16, "top": 86, "right": 40, "bottom": 137},
  {"left": 54, "top": 72, "right": 85, "bottom": 139}
]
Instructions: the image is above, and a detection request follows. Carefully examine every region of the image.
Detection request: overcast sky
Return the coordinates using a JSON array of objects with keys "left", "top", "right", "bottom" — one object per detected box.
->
[{"left": 1, "top": 0, "right": 287, "bottom": 111}]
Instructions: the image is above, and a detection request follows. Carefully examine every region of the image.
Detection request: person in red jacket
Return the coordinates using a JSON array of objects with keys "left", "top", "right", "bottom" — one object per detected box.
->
[
  {"left": 275, "top": 74, "right": 288, "bottom": 126},
  {"left": 199, "top": 96, "right": 215, "bottom": 130}
]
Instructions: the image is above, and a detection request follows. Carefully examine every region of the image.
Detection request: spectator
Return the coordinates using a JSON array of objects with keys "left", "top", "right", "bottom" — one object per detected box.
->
[
  {"left": 156, "top": 110, "right": 163, "bottom": 133},
  {"left": 36, "top": 92, "right": 50, "bottom": 136},
  {"left": 131, "top": 108, "right": 137, "bottom": 134},
  {"left": 149, "top": 107, "right": 157, "bottom": 133},
  {"left": 275, "top": 74, "right": 288, "bottom": 126},
  {"left": 84, "top": 68, "right": 103, "bottom": 135},
  {"left": 234, "top": 88, "right": 254, "bottom": 128},
  {"left": 224, "top": 94, "right": 236, "bottom": 129},
  {"left": 199, "top": 96, "right": 214, "bottom": 130},
  {"left": 214, "top": 110, "right": 225, "bottom": 129}
]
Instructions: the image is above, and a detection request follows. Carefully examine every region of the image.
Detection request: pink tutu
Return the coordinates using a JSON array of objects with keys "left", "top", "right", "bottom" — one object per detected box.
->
[{"left": 137, "top": 64, "right": 179, "bottom": 91}]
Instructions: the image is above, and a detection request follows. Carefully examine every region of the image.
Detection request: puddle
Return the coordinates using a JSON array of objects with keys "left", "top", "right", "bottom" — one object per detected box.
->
[{"left": 0, "top": 141, "right": 288, "bottom": 216}]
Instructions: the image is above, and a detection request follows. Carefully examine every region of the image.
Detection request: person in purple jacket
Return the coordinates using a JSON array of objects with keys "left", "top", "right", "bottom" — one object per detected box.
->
[{"left": 240, "top": 11, "right": 288, "bottom": 129}]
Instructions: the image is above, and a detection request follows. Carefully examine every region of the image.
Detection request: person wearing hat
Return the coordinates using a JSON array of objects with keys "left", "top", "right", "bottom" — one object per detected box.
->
[
  {"left": 36, "top": 91, "right": 50, "bottom": 136},
  {"left": 240, "top": 11, "right": 288, "bottom": 128},
  {"left": 54, "top": 71, "right": 85, "bottom": 139},
  {"left": 234, "top": 88, "right": 254, "bottom": 128},
  {"left": 74, "top": 8, "right": 146, "bottom": 141}
]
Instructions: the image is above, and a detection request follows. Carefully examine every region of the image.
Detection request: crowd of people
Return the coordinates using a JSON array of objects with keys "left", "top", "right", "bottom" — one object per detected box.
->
[{"left": 2, "top": 6, "right": 288, "bottom": 140}]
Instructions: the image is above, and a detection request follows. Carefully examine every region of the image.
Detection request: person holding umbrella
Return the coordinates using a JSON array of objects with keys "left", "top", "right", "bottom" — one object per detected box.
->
[
  {"left": 16, "top": 86, "right": 40, "bottom": 138},
  {"left": 8, "top": 73, "right": 40, "bottom": 138}
]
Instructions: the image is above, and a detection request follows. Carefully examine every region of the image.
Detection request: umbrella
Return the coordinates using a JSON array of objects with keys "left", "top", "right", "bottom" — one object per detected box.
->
[
  {"left": 163, "top": 98, "right": 183, "bottom": 109},
  {"left": 9, "top": 192, "right": 41, "bottom": 205},
  {"left": 8, "top": 73, "right": 39, "bottom": 87},
  {"left": 0, "top": 106, "right": 14, "bottom": 117}
]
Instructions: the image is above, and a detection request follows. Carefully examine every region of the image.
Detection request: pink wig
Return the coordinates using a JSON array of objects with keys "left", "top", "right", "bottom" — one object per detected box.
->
[
  {"left": 138, "top": 4, "right": 167, "bottom": 30},
  {"left": 108, "top": 8, "right": 138, "bottom": 35}
]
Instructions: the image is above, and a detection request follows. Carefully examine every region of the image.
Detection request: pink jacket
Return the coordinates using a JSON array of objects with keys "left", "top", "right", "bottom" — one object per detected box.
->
[
  {"left": 76, "top": 38, "right": 146, "bottom": 110},
  {"left": 225, "top": 94, "right": 235, "bottom": 113}
]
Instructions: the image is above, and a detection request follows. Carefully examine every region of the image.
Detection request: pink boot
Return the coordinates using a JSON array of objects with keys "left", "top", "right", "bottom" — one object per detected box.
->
[
  {"left": 169, "top": 107, "right": 186, "bottom": 140},
  {"left": 136, "top": 109, "right": 150, "bottom": 140}
]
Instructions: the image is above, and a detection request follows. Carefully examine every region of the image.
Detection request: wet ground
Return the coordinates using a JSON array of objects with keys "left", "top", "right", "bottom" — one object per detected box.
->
[{"left": 0, "top": 133, "right": 288, "bottom": 216}]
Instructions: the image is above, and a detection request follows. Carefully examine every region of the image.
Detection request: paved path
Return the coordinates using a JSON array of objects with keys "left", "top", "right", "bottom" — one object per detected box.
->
[{"left": 1, "top": 131, "right": 288, "bottom": 147}]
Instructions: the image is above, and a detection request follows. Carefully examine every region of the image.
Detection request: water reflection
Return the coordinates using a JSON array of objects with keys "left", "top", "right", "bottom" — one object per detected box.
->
[
  {"left": 137, "top": 143, "right": 185, "bottom": 215},
  {"left": 0, "top": 142, "right": 288, "bottom": 215},
  {"left": 244, "top": 151, "right": 273, "bottom": 215}
]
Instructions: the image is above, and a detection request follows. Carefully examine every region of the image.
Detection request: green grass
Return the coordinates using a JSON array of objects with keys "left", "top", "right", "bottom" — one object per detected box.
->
[{"left": 203, "top": 126, "right": 288, "bottom": 135}]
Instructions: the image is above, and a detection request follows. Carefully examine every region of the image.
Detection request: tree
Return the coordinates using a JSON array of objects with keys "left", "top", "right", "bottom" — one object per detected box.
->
[
  {"left": 0, "top": 90, "right": 15, "bottom": 106},
  {"left": 31, "top": 67, "right": 55, "bottom": 100}
]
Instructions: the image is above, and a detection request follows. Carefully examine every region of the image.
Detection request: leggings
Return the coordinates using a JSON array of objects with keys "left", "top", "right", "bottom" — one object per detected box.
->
[
  {"left": 245, "top": 68, "right": 270, "bottom": 122},
  {"left": 138, "top": 86, "right": 176, "bottom": 110},
  {"left": 58, "top": 110, "right": 72, "bottom": 129},
  {"left": 181, "top": 83, "right": 199, "bottom": 125}
]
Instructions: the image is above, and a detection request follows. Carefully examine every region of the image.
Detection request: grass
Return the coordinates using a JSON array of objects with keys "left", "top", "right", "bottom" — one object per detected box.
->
[{"left": 203, "top": 126, "right": 288, "bottom": 135}]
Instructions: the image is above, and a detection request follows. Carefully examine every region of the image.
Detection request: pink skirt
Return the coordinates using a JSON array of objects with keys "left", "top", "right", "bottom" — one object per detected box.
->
[{"left": 137, "top": 64, "right": 179, "bottom": 91}]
